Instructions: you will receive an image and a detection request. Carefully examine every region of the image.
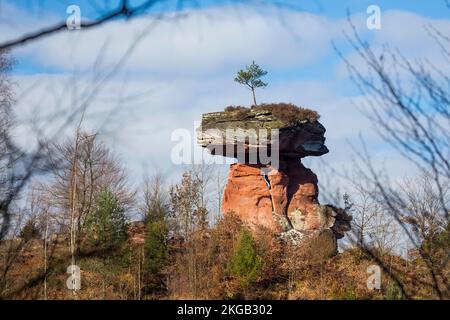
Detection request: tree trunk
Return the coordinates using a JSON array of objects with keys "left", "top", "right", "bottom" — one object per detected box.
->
[{"left": 251, "top": 87, "right": 257, "bottom": 106}]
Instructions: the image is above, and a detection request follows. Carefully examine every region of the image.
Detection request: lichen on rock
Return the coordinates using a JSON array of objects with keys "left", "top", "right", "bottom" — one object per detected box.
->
[{"left": 197, "top": 103, "right": 329, "bottom": 159}]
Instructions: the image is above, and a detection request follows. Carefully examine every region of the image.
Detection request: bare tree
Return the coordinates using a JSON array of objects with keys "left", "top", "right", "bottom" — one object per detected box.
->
[
  {"left": 169, "top": 170, "right": 208, "bottom": 240},
  {"left": 26, "top": 184, "right": 55, "bottom": 300},
  {"left": 213, "top": 166, "right": 227, "bottom": 224},
  {"left": 0, "top": 182, "right": 57, "bottom": 298},
  {"left": 168, "top": 169, "right": 210, "bottom": 298},
  {"left": 346, "top": 190, "right": 377, "bottom": 249},
  {"left": 400, "top": 173, "right": 449, "bottom": 243},
  {"left": 0, "top": 50, "right": 18, "bottom": 241},
  {"left": 44, "top": 131, "right": 133, "bottom": 258},
  {"left": 334, "top": 12, "right": 450, "bottom": 299},
  {"left": 141, "top": 173, "right": 168, "bottom": 221}
]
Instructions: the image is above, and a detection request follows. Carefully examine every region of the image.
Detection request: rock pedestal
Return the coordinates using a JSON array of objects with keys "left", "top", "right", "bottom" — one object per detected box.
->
[{"left": 197, "top": 104, "right": 351, "bottom": 250}]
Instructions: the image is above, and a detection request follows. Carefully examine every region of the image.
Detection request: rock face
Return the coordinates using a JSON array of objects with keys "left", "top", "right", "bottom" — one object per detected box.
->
[
  {"left": 197, "top": 104, "right": 351, "bottom": 252},
  {"left": 197, "top": 104, "right": 329, "bottom": 159}
]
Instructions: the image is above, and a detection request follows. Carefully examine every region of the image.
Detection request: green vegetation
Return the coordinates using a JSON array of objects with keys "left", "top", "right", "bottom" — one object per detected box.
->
[
  {"left": 223, "top": 103, "right": 320, "bottom": 125},
  {"left": 19, "top": 219, "right": 41, "bottom": 241},
  {"left": 234, "top": 61, "right": 268, "bottom": 105},
  {"left": 84, "top": 189, "right": 129, "bottom": 252},
  {"left": 143, "top": 200, "right": 169, "bottom": 295},
  {"left": 229, "top": 228, "right": 262, "bottom": 286},
  {"left": 144, "top": 220, "right": 168, "bottom": 291},
  {"left": 385, "top": 282, "right": 405, "bottom": 300}
]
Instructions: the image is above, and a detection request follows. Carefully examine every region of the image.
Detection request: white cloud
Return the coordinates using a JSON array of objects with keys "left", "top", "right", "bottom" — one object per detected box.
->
[
  {"left": 11, "top": 71, "right": 412, "bottom": 188},
  {"left": 5, "top": 4, "right": 448, "bottom": 187},
  {"left": 11, "top": 6, "right": 340, "bottom": 74},
  {"left": 336, "top": 10, "right": 450, "bottom": 78}
]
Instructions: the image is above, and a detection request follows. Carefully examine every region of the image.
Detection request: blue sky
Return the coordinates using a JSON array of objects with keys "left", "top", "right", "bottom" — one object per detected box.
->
[
  {"left": 1, "top": 0, "right": 449, "bottom": 195},
  {"left": 6, "top": 0, "right": 450, "bottom": 78},
  {"left": 7, "top": 0, "right": 450, "bottom": 19}
]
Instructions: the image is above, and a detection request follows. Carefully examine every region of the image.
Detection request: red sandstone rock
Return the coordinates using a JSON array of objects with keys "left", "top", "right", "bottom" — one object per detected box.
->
[
  {"left": 221, "top": 164, "right": 276, "bottom": 231},
  {"left": 221, "top": 159, "right": 351, "bottom": 241},
  {"left": 221, "top": 159, "right": 321, "bottom": 232},
  {"left": 199, "top": 105, "right": 351, "bottom": 248}
]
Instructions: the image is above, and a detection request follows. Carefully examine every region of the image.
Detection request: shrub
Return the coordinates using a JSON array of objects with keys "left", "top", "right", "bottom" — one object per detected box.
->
[
  {"left": 19, "top": 219, "right": 41, "bottom": 241},
  {"left": 228, "top": 228, "right": 262, "bottom": 286},
  {"left": 385, "top": 282, "right": 405, "bottom": 300},
  {"left": 143, "top": 219, "right": 168, "bottom": 293},
  {"left": 253, "top": 103, "right": 320, "bottom": 124},
  {"left": 224, "top": 105, "right": 248, "bottom": 113},
  {"left": 223, "top": 103, "right": 320, "bottom": 124}
]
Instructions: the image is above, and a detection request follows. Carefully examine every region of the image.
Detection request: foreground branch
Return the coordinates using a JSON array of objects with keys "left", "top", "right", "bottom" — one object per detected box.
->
[{"left": 0, "top": 0, "right": 159, "bottom": 51}]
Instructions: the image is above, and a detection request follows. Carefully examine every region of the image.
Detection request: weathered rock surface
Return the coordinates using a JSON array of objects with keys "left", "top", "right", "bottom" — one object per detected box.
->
[
  {"left": 197, "top": 104, "right": 351, "bottom": 251},
  {"left": 197, "top": 105, "right": 329, "bottom": 159},
  {"left": 221, "top": 159, "right": 351, "bottom": 241}
]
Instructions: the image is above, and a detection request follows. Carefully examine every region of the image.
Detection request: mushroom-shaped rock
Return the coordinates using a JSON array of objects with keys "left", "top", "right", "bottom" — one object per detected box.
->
[{"left": 197, "top": 103, "right": 351, "bottom": 252}]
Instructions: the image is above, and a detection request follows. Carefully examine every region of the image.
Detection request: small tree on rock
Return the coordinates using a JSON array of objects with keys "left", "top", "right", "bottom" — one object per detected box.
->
[{"left": 234, "top": 61, "right": 268, "bottom": 106}]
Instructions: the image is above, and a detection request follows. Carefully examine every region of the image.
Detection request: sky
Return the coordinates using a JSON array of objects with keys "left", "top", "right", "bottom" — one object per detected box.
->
[{"left": 1, "top": 0, "right": 449, "bottom": 201}]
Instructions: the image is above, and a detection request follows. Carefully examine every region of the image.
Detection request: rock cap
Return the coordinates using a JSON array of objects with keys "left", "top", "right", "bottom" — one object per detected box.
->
[{"left": 197, "top": 103, "right": 329, "bottom": 160}]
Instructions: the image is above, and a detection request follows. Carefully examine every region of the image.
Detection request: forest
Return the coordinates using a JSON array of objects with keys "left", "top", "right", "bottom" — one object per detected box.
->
[{"left": 0, "top": 0, "right": 449, "bottom": 301}]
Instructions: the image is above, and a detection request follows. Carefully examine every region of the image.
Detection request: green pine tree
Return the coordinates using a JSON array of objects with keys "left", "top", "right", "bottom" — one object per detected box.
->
[
  {"left": 143, "top": 183, "right": 169, "bottom": 294},
  {"left": 20, "top": 219, "right": 41, "bottom": 241},
  {"left": 229, "top": 228, "right": 261, "bottom": 286},
  {"left": 234, "top": 61, "right": 268, "bottom": 106},
  {"left": 85, "top": 189, "right": 128, "bottom": 253},
  {"left": 144, "top": 219, "right": 168, "bottom": 292}
]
